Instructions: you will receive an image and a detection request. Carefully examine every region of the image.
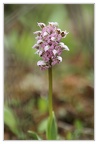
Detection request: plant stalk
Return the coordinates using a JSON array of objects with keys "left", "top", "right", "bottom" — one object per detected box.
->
[{"left": 48, "top": 67, "right": 53, "bottom": 118}]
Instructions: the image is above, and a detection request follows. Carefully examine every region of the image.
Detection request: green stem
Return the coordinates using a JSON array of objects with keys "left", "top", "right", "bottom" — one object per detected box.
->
[{"left": 48, "top": 67, "right": 53, "bottom": 118}]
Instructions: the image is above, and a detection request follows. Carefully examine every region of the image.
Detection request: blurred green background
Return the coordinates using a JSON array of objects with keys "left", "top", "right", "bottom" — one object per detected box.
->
[{"left": 4, "top": 4, "right": 94, "bottom": 140}]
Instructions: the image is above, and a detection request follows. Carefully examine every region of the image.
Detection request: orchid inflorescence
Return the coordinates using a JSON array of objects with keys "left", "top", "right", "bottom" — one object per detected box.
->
[{"left": 33, "top": 22, "right": 69, "bottom": 70}]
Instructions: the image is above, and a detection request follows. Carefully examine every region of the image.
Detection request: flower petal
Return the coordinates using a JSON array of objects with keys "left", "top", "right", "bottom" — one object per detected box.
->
[
  {"left": 44, "top": 45, "right": 49, "bottom": 51},
  {"left": 32, "top": 44, "right": 39, "bottom": 49},
  {"left": 57, "top": 56, "right": 62, "bottom": 62},
  {"left": 34, "top": 31, "right": 41, "bottom": 35},
  {"left": 43, "top": 32, "right": 48, "bottom": 37},
  {"left": 35, "top": 50, "right": 43, "bottom": 56},
  {"left": 59, "top": 42, "right": 69, "bottom": 51},
  {"left": 39, "top": 50, "right": 43, "bottom": 56},
  {"left": 37, "top": 60, "right": 46, "bottom": 66},
  {"left": 51, "top": 37, "right": 56, "bottom": 41},
  {"left": 59, "top": 42, "right": 64, "bottom": 46},
  {"left": 35, "top": 36, "right": 39, "bottom": 40},
  {"left": 37, "top": 22, "right": 46, "bottom": 29},
  {"left": 49, "top": 22, "right": 58, "bottom": 27},
  {"left": 56, "top": 28, "right": 61, "bottom": 34},
  {"left": 37, "top": 40, "right": 43, "bottom": 44},
  {"left": 61, "top": 31, "right": 69, "bottom": 38},
  {"left": 35, "top": 50, "right": 40, "bottom": 54},
  {"left": 63, "top": 45, "right": 69, "bottom": 51},
  {"left": 53, "top": 49, "right": 57, "bottom": 55}
]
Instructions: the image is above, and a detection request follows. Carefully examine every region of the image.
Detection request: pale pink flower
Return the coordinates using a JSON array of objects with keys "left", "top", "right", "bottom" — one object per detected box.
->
[{"left": 33, "top": 22, "right": 69, "bottom": 70}]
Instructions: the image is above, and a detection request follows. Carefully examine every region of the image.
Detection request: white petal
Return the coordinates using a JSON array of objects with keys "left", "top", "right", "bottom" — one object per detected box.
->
[
  {"left": 51, "top": 37, "right": 56, "bottom": 41},
  {"left": 43, "top": 32, "right": 48, "bottom": 37},
  {"left": 57, "top": 28, "right": 61, "bottom": 34},
  {"left": 59, "top": 42, "right": 64, "bottom": 46},
  {"left": 37, "top": 22, "right": 46, "bottom": 28},
  {"left": 35, "top": 50, "right": 43, "bottom": 56},
  {"left": 33, "top": 31, "right": 41, "bottom": 35},
  {"left": 35, "top": 50, "right": 40, "bottom": 54},
  {"left": 53, "top": 49, "right": 57, "bottom": 55},
  {"left": 37, "top": 40, "right": 43, "bottom": 44},
  {"left": 57, "top": 56, "right": 62, "bottom": 62},
  {"left": 37, "top": 60, "right": 46, "bottom": 66},
  {"left": 63, "top": 45, "right": 69, "bottom": 51},
  {"left": 39, "top": 50, "right": 43, "bottom": 56},
  {"left": 49, "top": 22, "right": 58, "bottom": 27},
  {"left": 32, "top": 44, "right": 39, "bottom": 49},
  {"left": 59, "top": 42, "right": 69, "bottom": 51},
  {"left": 44, "top": 45, "right": 49, "bottom": 51},
  {"left": 35, "top": 36, "right": 39, "bottom": 40}
]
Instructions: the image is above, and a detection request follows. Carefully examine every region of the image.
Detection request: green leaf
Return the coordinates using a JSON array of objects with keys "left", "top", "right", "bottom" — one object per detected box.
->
[
  {"left": 28, "top": 130, "right": 41, "bottom": 140},
  {"left": 4, "top": 106, "right": 19, "bottom": 136},
  {"left": 38, "top": 118, "right": 48, "bottom": 133},
  {"left": 46, "top": 111, "right": 58, "bottom": 140}
]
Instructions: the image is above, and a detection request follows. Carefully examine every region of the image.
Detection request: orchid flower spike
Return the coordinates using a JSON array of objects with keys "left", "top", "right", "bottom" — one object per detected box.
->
[{"left": 33, "top": 22, "right": 69, "bottom": 70}]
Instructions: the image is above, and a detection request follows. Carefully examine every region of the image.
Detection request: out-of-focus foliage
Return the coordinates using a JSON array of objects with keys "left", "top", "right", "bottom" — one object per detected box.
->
[
  {"left": 4, "top": 4, "right": 94, "bottom": 140},
  {"left": 38, "top": 97, "right": 48, "bottom": 113},
  {"left": 4, "top": 105, "right": 19, "bottom": 136},
  {"left": 28, "top": 130, "right": 41, "bottom": 140}
]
